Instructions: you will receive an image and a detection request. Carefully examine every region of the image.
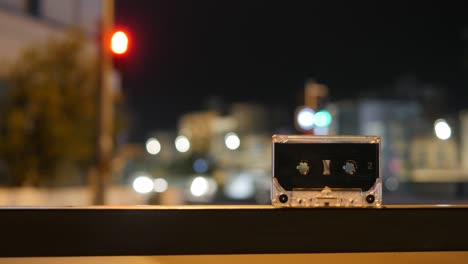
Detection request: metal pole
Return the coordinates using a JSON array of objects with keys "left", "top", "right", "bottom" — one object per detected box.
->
[
  {"left": 94, "top": 0, "right": 114, "bottom": 205},
  {"left": 305, "top": 80, "right": 328, "bottom": 110}
]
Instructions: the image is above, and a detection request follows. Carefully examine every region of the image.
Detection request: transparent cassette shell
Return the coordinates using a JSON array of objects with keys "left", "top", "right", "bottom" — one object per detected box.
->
[{"left": 272, "top": 135, "right": 382, "bottom": 208}]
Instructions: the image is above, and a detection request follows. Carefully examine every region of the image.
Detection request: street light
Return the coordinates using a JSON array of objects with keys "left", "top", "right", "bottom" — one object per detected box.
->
[
  {"left": 132, "top": 175, "right": 154, "bottom": 194},
  {"left": 296, "top": 107, "right": 315, "bottom": 131},
  {"left": 224, "top": 132, "right": 240, "bottom": 150},
  {"left": 145, "top": 138, "right": 161, "bottom": 155},
  {"left": 190, "top": 176, "right": 209, "bottom": 197},
  {"left": 175, "top": 135, "right": 190, "bottom": 153},
  {"left": 434, "top": 119, "right": 451, "bottom": 140}
]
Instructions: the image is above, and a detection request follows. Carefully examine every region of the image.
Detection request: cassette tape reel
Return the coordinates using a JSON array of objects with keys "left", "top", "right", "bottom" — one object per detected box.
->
[{"left": 272, "top": 135, "right": 382, "bottom": 208}]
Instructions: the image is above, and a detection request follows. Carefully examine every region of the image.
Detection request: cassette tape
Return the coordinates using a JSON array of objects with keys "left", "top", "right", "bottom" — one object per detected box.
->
[{"left": 272, "top": 135, "right": 381, "bottom": 208}]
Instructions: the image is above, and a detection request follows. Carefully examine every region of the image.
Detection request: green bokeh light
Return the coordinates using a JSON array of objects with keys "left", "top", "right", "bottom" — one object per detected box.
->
[{"left": 314, "top": 110, "right": 332, "bottom": 127}]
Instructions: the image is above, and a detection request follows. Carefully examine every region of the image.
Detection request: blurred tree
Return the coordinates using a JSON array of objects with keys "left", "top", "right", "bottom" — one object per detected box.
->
[{"left": 0, "top": 30, "right": 112, "bottom": 186}]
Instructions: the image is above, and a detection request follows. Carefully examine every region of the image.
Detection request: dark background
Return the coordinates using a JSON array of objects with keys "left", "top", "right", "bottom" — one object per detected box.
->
[{"left": 115, "top": 1, "right": 468, "bottom": 140}]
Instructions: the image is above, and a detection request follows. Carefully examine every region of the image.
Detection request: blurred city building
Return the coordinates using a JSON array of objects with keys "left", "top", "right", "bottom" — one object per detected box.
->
[
  {"left": 0, "top": 0, "right": 101, "bottom": 74},
  {"left": 329, "top": 97, "right": 468, "bottom": 196},
  {"left": 329, "top": 99, "right": 421, "bottom": 182}
]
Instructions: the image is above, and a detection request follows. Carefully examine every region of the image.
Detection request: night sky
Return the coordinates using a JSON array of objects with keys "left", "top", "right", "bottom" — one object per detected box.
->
[{"left": 115, "top": 1, "right": 468, "bottom": 140}]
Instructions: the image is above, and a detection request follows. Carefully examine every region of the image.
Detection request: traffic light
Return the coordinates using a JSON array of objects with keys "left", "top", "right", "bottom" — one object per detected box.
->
[
  {"left": 295, "top": 81, "right": 333, "bottom": 134},
  {"left": 295, "top": 107, "right": 315, "bottom": 131},
  {"left": 110, "top": 30, "right": 129, "bottom": 55},
  {"left": 314, "top": 110, "right": 332, "bottom": 127},
  {"left": 295, "top": 107, "right": 332, "bottom": 134}
]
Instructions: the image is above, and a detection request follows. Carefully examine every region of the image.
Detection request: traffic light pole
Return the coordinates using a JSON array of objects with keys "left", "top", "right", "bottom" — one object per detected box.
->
[
  {"left": 305, "top": 80, "right": 328, "bottom": 111},
  {"left": 94, "top": 0, "right": 114, "bottom": 205}
]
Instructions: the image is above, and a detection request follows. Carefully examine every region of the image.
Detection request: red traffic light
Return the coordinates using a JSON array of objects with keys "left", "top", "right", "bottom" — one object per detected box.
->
[{"left": 110, "top": 31, "right": 128, "bottom": 55}]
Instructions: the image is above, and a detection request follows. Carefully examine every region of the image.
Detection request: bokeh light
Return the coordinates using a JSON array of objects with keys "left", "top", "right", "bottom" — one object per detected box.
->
[
  {"left": 225, "top": 173, "right": 255, "bottom": 200},
  {"left": 110, "top": 31, "right": 128, "bottom": 54},
  {"left": 132, "top": 175, "right": 154, "bottom": 194},
  {"left": 193, "top": 159, "right": 209, "bottom": 173},
  {"left": 385, "top": 177, "right": 399, "bottom": 192},
  {"left": 145, "top": 138, "right": 161, "bottom": 155},
  {"left": 175, "top": 135, "right": 190, "bottom": 153},
  {"left": 153, "top": 178, "right": 168, "bottom": 193},
  {"left": 314, "top": 110, "right": 332, "bottom": 127},
  {"left": 224, "top": 132, "right": 240, "bottom": 150},
  {"left": 190, "top": 176, "right": 209, "bottom": 197},
  {"left": 297, "top": 107, "right": 315, "bottom": 130},
  {"left": 434, "top": 119, "right": 451, "bottom": 140}
]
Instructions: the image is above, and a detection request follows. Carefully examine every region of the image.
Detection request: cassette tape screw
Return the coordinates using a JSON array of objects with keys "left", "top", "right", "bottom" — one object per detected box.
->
[
  {"left": 366, "top": 194, "right": 375, "bottom": 204},
  {"left": 279, "top": 194, "right": 288, "bottom": 203}
]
